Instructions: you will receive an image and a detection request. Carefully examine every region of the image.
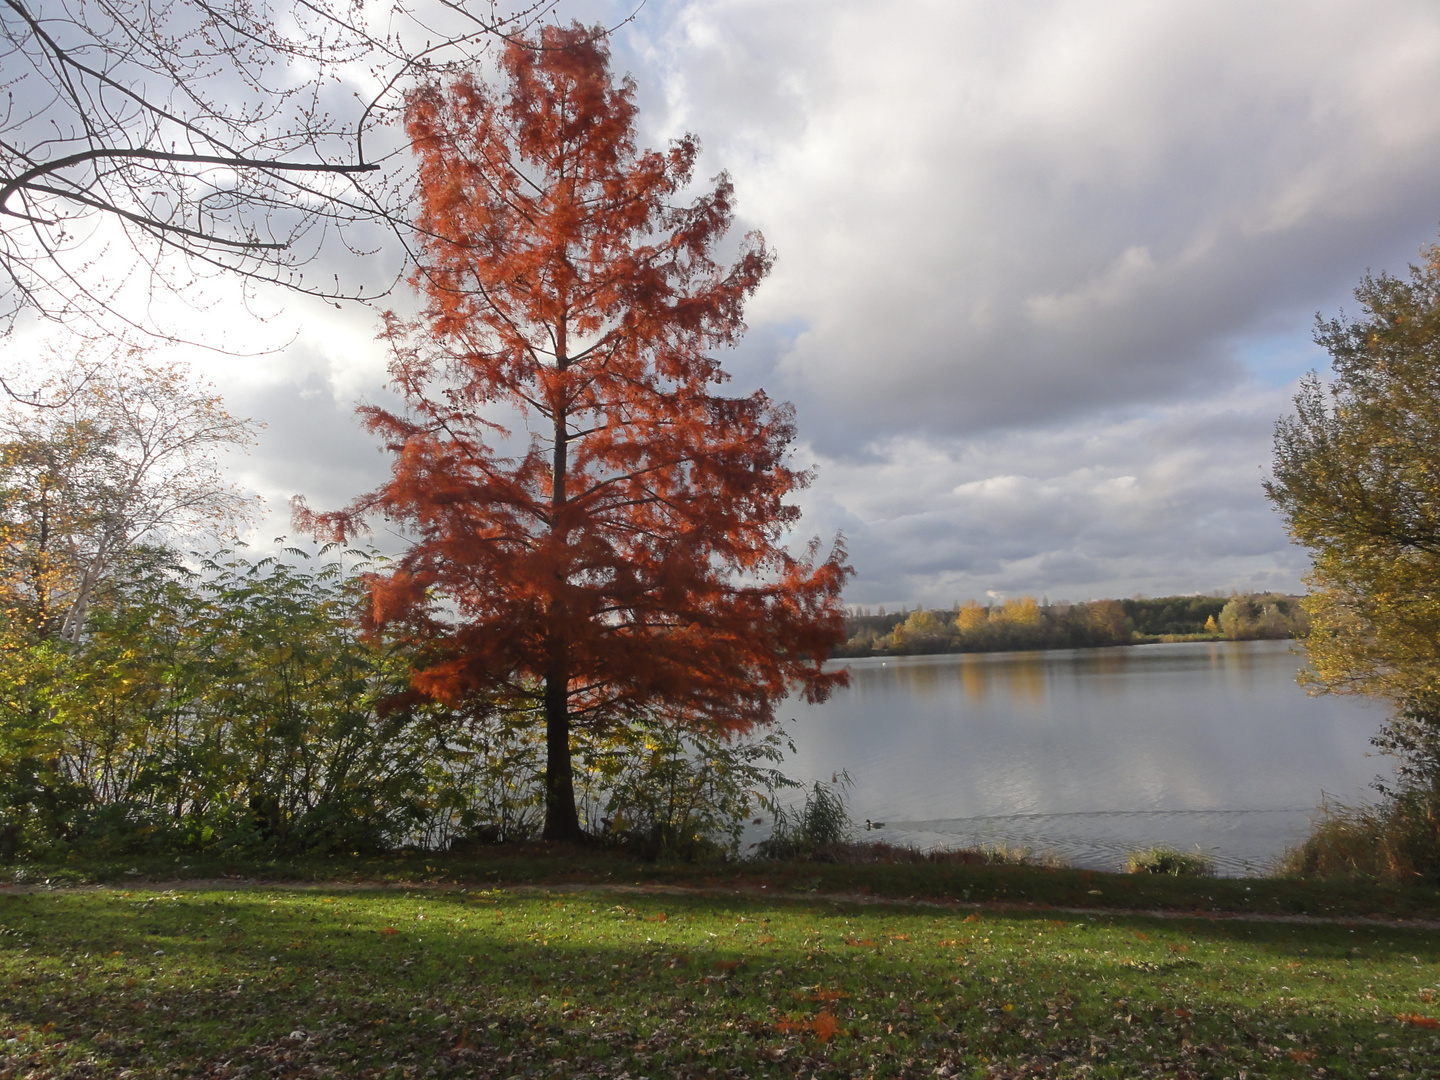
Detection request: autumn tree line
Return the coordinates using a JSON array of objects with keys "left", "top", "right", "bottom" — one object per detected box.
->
[{"left": 837, "top": 593, "right": 1310, "bottom": 658}]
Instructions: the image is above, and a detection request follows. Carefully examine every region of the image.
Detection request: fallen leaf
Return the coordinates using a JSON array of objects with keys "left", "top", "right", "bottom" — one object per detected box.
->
[
  {"left": 1397, "top": 1013, "right": 1440, "bottom": 1029},
  {"left": 776, "top": 1010, "right": 843, "bottom": 1042}
]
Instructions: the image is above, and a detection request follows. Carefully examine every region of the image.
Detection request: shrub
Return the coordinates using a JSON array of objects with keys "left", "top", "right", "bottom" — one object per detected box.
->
[
  {"left": 586, "top": 722, "right": 798, "bottom": 862},
  {"left": 1279, "top": 699, "right": 1440, "bottom": 884},
  {"left": 1277, "top": 792, "right": 1440, "bottom": 883},
  {"left": 753, "top": 772, "right": 855, "bottom": 859},
  {"left": 1124, "top": 846, "right": 1215, "bottom": 876}
]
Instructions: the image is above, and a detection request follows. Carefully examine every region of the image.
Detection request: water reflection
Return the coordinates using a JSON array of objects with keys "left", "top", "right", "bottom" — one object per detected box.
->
[{"left": 777, "top": 640, "right": 1383, "bottom": 874}]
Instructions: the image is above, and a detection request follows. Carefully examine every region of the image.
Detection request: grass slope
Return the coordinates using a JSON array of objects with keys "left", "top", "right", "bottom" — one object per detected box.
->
[{"left": 2, "top": 866, "right": 1439, "bottom": 1078}]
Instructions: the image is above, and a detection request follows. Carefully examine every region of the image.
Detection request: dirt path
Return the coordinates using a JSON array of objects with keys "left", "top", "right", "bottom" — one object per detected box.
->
[{"left": 4, "top": 875, "right": 1440, "bottom": 932}]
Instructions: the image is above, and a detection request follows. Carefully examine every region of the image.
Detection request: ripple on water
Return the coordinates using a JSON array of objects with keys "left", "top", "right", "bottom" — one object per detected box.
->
[{"left": 877, "top": 808, "right": 1322, "bottom": 876}]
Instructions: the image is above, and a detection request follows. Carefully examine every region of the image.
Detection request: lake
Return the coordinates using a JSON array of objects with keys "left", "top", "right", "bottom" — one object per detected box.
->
[{"left": 775, "top": 639, "right": 1385, "bottom": 875}]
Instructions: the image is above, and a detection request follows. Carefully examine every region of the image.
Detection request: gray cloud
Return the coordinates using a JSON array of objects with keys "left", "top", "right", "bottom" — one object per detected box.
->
[
  {"left": 612, "top": 0, "right": 1440, "bottom": 601},
  {"left": 94, "top": 0, "right": 1440, "bottom": 604},
  {"left": 793, "top": 382, "right": 1312, "bottom": 604},
  {"left": 628, "top": 0, "right": 1440, "bottom": 446}
]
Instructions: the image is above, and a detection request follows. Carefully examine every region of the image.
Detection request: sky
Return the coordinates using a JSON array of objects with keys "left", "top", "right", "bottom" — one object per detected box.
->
[{"left": 18, "top": 0, "right": 1440, "bottom": 608}]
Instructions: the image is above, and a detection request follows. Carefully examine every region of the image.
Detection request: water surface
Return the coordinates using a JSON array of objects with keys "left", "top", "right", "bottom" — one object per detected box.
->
[{"left": 776, "top": 640, "right": 1384, "bottom": 874}]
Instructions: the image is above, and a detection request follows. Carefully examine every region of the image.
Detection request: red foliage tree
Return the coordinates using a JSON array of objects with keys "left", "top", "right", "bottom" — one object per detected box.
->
[{"left": 296, "top": 25, "right": 850, "bottom": 841}]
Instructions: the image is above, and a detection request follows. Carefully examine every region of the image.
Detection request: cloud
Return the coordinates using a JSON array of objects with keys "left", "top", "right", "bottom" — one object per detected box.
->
[
  {"left": 630, "top": 0, "right": 1440, "bottom": 446},
  {"left": 607, "top": 0, "right": 1440, "bottom": 601},
  {"left": 23, "top": 0, "right": 1437, "bottom": 604},
  {"left": 794, "top": 381, "right": 1312, "bottom": 604}
]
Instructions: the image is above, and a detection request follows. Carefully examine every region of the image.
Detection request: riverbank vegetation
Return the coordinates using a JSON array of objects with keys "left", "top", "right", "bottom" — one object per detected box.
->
[
  {"left": 0, "top": 543, "right": 810, "bottom": 863},
  {"left": 835, "top": 592, "right": 1309, "bottom": 658},
  {"left": 1, "top": 861, "right": 1438, "bottom": 1079},
  {"left": 1267, "top": 234, "right": 1440, "bottom": 886}
]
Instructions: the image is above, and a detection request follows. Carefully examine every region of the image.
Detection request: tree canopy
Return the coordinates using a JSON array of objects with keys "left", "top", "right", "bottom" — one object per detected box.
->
[
  {"left": 0, "top": 357, "right": 258, "bottom": 642},
  {"left": 1266, "top": 237, "right": 1440, "bottom": 711},
  {"left": 297, "top": 25, "right": 850, "bottom": 842}
]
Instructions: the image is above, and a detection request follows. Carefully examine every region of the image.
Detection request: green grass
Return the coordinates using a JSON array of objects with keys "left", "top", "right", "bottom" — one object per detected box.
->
[
  {"left": 2, "top": 875, "right": 1439, "bottom": 1078},
  {"left": 9, "top": 845, "right": 1440, "bottom": 922}
]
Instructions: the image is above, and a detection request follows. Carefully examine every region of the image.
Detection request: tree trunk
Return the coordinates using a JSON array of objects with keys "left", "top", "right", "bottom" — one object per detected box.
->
[
  {"left": 541, "top": 666, "right": 584, "bottom": 841},
  {"left": 540, "top": 313, "right": 584, "bottom": 842}
]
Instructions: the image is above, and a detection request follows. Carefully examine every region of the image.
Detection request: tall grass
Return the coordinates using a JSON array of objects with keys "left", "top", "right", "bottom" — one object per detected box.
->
[{"left": 1277, "top": 791, "right": 1440, "bottom": 883}]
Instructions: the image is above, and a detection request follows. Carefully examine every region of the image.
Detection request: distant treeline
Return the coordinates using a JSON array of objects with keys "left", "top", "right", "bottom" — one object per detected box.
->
[{"left": 834, "top": 593, "right": 1309, "bottom": 658}]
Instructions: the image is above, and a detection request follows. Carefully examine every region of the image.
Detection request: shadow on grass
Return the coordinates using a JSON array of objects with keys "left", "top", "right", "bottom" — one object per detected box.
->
[{"left": 2, "top": 887, "right": 1439, "bottom": 1078}]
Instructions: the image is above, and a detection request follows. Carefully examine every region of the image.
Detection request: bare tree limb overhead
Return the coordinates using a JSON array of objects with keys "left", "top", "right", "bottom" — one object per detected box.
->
[{"left": 0, "top": 0, "right": 579, "bottom": 344}]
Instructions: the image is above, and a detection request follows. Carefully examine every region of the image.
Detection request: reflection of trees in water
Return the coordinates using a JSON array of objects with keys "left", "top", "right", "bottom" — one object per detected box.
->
[
  {"left": 899, "top": 660, "right": 944, "bottom": 696},
  {"left": 1002, "top": 656, "right": 1046, "bottom": 704},
  {"left": 959, "top": 659, "right": 989, "bottom": 704},
  {"left": 1065, "top": 648, "right": 1134, "bottom": 689},
  {"left": 858, "top": 652, "right": 1054, "bottom": 706},
  {"left": 852, "top": 641, "right": 1303, "bottom": 716},
  {"left": 951, "top": 654, "right": 1048, "bottom": 705}
]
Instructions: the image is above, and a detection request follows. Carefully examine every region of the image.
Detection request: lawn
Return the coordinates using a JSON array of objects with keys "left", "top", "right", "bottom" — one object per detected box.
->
[{"left": 2, "top": 873, "right": 1438, "bottom": 1078}]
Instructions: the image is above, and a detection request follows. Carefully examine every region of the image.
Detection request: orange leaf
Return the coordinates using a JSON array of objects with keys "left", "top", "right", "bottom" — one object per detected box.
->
[
  {"left": 776, "top": 1010, "right": 843, "bottom": 1042},
  {"left": 1288, "top": 1049, "right": 1317, "bottom": 1063},
  {"left": 811, "top": 1011, "right": 842, "bottom": 1042},
  {"left": 645, "top": 912, "right": 668, "bottom": 922},
  {"left": 381, "top": 926, "right": 399, "bottom": 936},
  {"left": 1397, "top": 1013, "right": 1440, "bottom": 1029}
]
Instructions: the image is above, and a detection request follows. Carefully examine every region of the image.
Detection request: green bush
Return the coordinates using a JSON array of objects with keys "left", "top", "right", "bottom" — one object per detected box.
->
[
  {"left": 0, "top": 546, "right": 811, "bottom": 863},
  {"left": 585, "top": 722, "right": 797, "bottom": 862},
  {"left": 1124, "top": 846, "right": 1215, "bottom": 876}
]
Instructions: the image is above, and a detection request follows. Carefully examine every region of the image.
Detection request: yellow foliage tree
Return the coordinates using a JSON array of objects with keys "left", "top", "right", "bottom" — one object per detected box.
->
[
  {"left": 954, "top": 600, "right": 987, "bottom": 635},
  {"left": 997, "top": 596, "right": 1042, "bottom": 627},
  {"left": 0, "top": 356, "right": 259, "bottom": 641}
]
